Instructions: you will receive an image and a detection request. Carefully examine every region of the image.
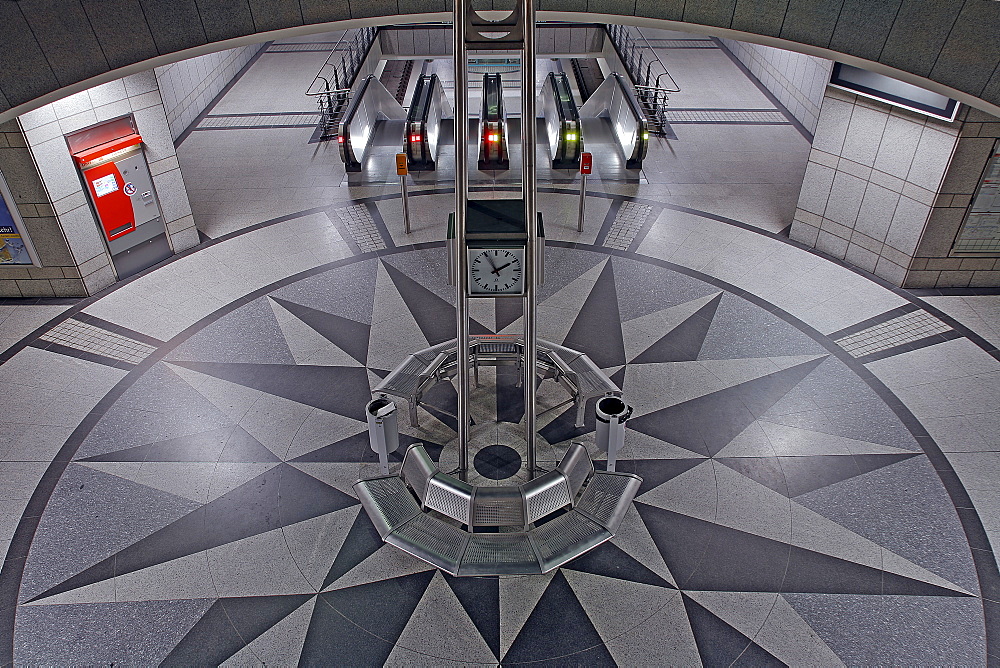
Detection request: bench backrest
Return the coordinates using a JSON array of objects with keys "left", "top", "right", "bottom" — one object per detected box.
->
[
  {"left": 396, "top": 441, "right": 600, "bottom": 529},
  {"left": 556, "top": 441, "right": 594, "bottom": 502},
  {"left": 424, "top": 473, "right": 474, "bottom": 526},
  {"left": 522, "top": 470, "right": 572, "bottom": 525},
  {"left": 401, "top": 443, "right": 437, "bottom": 504}
]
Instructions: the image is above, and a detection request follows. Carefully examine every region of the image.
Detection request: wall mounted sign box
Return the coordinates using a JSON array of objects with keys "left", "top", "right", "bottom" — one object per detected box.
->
[
  {"left": 830, "top": 63, "right": 960, "bottom": 122},
  {"left": 953, "top": 139, "right": 1000, "bottom": 255},
  {"left": 447, "top": 199, "right": 544, "bottom": 297},
  {"left": 0, "top": 171, "right": 40, "bottom": 266},
  {"left": 67, "top": 116, "right": 172, "bottom": 280}
]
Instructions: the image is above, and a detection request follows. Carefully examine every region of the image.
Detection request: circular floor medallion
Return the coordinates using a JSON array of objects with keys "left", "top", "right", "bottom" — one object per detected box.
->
[{"left": 473, "top": 444, "right": 523, "bottom": 480}]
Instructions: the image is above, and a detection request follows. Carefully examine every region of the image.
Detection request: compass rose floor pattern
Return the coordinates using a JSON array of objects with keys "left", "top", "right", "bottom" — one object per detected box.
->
[{"left": 6, "top": 243, "right": 993, "bottom": 665}]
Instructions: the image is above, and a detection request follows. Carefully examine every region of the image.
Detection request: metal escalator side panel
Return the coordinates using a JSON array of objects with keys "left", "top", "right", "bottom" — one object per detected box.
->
[
  {"left": 478, "top": 73, "right": 510, "bottom": 171},
  {"left": 340, "top": 75, "right": 406, "bottom": 172},
  {"left": 544, "top": 72, "right": 582, "bottom": 169},
  {"left": 405, "top": 74, "right": 448, "bottom": 172}
]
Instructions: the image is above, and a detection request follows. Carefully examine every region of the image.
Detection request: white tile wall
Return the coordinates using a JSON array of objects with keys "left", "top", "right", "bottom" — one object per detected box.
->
[
  {"left": 154, "top": 45, "right": 262, "bottom": 141},
  {"left": 719, "top": 39, "right": 833, "bottom": 136},
  {"left": 790, "top": 88, "right": 961, "bottom": 286}
]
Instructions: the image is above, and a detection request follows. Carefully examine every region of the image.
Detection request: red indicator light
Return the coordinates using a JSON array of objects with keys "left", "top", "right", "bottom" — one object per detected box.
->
[
  {"left": 488, "top": 134, "right": 499, "bottom": 142},
  {"left": 337, "top": 136, "right": 344, "bottom": 143},
  {"left": 410, "top": 134, "right": 422, "bottom": 143}
]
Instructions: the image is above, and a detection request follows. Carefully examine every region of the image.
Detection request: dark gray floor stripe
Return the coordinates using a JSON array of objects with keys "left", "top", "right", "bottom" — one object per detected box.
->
[
  {"left": 72, "top": 312, "right": 167, "bottom": 347},
  {"left": 175, "top": 41, "right": 273, "bottom": 148},
  {"left": 827, "top": 304, "right": 922, "bottom": 340},
  {"left": 27, "top": 341, "right": 135, "bottom": 370},
  {"left": 713, "top": 38, "right": 813, "bottom": 143}
]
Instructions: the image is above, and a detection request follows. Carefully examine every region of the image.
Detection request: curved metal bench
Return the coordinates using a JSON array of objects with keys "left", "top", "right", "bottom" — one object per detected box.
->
[
  {"left": 354, "top": 442, "right": 642, "bottom": 576},
  {"left": 373, "top": 336, "right": 620, "bottom": 427}
]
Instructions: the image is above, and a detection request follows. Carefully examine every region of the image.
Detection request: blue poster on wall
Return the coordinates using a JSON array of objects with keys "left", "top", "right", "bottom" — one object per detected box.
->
[{"left": 0, "top": 190, "right": 32, "bottom": 265}]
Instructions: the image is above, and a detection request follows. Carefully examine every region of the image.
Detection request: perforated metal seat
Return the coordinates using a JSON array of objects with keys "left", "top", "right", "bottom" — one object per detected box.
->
[
  {"left": 576, "top": 471, "right": 642, "bottom": 533},
  {"left": 386, "top": 513, "right": 471, "bottom": 575},
  {"left": 459, "top": 532, "right": 542, "bottom": 576},
  {"left": 531, "top": 510, "right": 613, "bottom": 573},
  {"left": 400, "top": 443, "right": 438, "bottom": 505},
  {"left": 470, "top": 485, "right": 526, "bottom": 527},
  {"left": 352, "top": 475, "right": 421, "bottom": 539},
  {"left": 556, "top": 441, "right": 594, "bottom": 503},
  {"left": 424, "top": 473, "right": 474, "bottom": 525},
  {"left": 522, "top": 470, "right": 572, "bottom": 525}
]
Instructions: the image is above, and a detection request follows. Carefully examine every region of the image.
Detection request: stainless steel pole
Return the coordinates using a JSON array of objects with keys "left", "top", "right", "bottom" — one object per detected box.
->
[
  {"left": 522, "top": 0, "right": 538, "bottom": 477},
  {"left": 454, "top": 0, "right": 471, "bottom": 480},
  {"left": 401, "top": 175, "right": 411, "bottom": 234},
  {"left": 577, "top": 172, "right": 586, "bottom": 232}
]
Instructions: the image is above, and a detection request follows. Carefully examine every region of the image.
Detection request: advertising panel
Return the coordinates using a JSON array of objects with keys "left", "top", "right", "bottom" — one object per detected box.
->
[
  {"left": 953, "top": 139, "right": 1000, "bottom": 255},
  {"left": 0, "top": 172, "right": 38, "bottom": 266}
]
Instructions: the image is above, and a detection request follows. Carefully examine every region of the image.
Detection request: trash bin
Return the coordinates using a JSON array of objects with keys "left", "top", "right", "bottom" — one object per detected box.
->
[
  {"left": 367, "top": 395, "right": 400, "bottom": 474},
  {"left": 595, "top": 395, "right": 632, "bottom": 472}
]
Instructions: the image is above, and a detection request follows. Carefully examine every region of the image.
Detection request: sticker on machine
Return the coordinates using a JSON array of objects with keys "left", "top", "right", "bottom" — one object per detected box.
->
[{"left": 123, "top": 182, "right": 137, "bottom": 196}]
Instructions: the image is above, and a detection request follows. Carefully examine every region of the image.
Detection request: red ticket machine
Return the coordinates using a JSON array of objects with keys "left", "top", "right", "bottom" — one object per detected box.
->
[{"left": 69, "top": 117, "right": 171, "bottom": 279}]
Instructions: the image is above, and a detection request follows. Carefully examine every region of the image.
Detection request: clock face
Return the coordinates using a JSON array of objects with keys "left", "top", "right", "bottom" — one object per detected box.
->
[{"left": 468, "top": 247, "right": 524, "bottom": 296}]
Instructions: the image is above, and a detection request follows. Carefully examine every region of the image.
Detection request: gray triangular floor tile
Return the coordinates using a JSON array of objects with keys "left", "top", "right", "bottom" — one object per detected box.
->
[
  {"left": 617, "top": 428, "right": 708, "bottom": 461},
  {"left": 282, "top": 411, "right": 368, "bottom": 463},
  {"left": 205, "top": 463, "right": 284, "bottom": 502},
  {"left": 388, "top": 572, "right": 497, "bottom": 665},
  {"left": 369, "top": 261, "right": 430, "bottom": 369},
  {"left": 77, "top": 461, "right": 239, "bottom": 505},
  {"left": 27, "top": 551, "right": 216, "bottom": 607},
  {"left": 288, "top": 463, "right": 363, "bottom": 500},
  {"left": 166, "top": 363, "right": 265, "bottom": 424},
  {"left": 269, "top": 257, "right": 378, "bottom": 324},
  {"left": 281, "top": 507, "right": 362, "bottom": 591},
  {"left": 795, "top": 456, "right": 979, "bottom": 593},
  {"left": 220, "top": 596, "right": 317, "bottom": 667},
  {"left": 713, "top": 422, "right": 777, "bottom": 458},
  {"left": 167, "top": 297, "right": 295, "bottom": 365},
  {"left": 207, "top": 525, "right": 317, "bottom": 598},
  {"left": 783, "top": 593, "right": 986, "bottom": 665},
  {"left": 269, "top": 297, "right": 364, "bottom": 367},
  {"left": 623, "top": 292, "right": 723, "bottom": 362},
  {"left": 698, "top": 293, "right": 826, "bottom": 360},
  {"left": 603, "top": 587, "right": 700, "bottom": 666},
  {"left": 687, "top": 591, "right": 845, "bottom": 667},
  {"left": 758, "top": 421, "right": 918, "bottom": 456},
  {"left": 469, "top": 298, "right": 496, "bottom": 334},
  {"left": 612, "top": 504, "right": 678, "bottom": 587},
  {"left": 563, "top": 568, "right": 680, "bottom": 644},
  {"left": 637, "top": 459, "right": 717, "bottom": 523},
  {"left": 322, "top": 544, "right": 435, "bottom": 592},
  {"left": 498, "top": 571, "right": 555, "bottom": 658}
]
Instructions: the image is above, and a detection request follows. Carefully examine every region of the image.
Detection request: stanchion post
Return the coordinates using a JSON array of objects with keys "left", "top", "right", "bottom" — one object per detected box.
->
[
  {"left": 454, "top": 1, "right": 470, "bottom": 480},
  {"left": 523, "top": 0, "right": 539, "bottom": 477},
  {"left": 396, "top": 153, "right": 410, "bottom": 234},
  {"left": 578, "top": 152, "right": 592, "bottom": 233}
]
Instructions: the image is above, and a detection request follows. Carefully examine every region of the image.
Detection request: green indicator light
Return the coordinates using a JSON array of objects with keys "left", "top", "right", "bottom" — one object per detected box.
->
[
  {"left": 643, "top": 132, "right": 650, "bottom": 139},
  {"left": 565, "top": 133, "right": 577, "bottom": 141}
]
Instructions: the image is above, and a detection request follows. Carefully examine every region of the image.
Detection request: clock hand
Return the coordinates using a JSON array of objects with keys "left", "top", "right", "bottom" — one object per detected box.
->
[
  {"left": 491, "top": 261, "right": 513, "bottom": 275},
  {"left": 484, "top": 253, "right": 499, "bottom": 271}
]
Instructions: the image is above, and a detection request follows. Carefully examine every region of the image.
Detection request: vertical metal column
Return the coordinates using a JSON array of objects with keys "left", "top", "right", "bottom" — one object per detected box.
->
[
  {"left": 522, "top": 0, "right": 538, "bottom": 476},
  {"left": 454, "top": 0, "right": 471, "bottom": 480}
]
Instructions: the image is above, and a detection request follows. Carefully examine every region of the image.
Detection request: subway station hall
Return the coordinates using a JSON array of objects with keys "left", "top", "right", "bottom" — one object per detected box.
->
[{"left": 3, "top": 1, "right": 1000, "bottom": 665}]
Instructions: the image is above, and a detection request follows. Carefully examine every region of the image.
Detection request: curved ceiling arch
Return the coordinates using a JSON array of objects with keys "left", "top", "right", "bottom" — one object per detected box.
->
[{"left": 0, "top": 1, "right": 998, "bottom": 126}]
